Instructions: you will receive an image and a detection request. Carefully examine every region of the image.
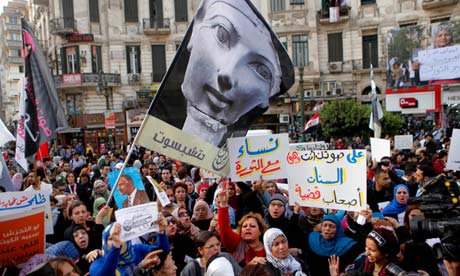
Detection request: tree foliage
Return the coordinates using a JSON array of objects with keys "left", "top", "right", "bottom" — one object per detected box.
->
[{"left": 319, "top": 99, "right": 403, "bottom": 140}]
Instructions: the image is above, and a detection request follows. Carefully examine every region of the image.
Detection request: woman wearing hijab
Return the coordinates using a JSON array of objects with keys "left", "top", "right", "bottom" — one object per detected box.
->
[
  {"left": 192, "top": 200, "right": 213, "bottom": 231},
  {"left": 307, "top": 214, "right": 362, "bottom": 276},
  {"left": 63, "top": 224, "right": 100, "bottom": 274},
  {"left": 263, "top": 228, "right": 304, "bottom": 276},
  {"left": 11, "top": 172, "right": 23, "bottom": 191},
  {"left": 382, "top": 184, "right": 409, "bottom": 223},
  {"left": 89, "top": 221, "right": 170, "bottom": 276},
  {"left": 93, "top": 197, "right": 110, "bottom": 227},
  {"left": 173, "top": 206, "right": 201, "bottom": 240}
]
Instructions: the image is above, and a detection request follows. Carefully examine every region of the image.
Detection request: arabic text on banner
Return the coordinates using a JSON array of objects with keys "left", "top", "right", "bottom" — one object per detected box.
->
[
  {"left": 290, "top": 142, "right": 329, "bottom": 152},
  {"left": 287, "top": 149, "right": 367, "bottom": 212},
  {"left": 228, "top": 133, "right": 289, "bottom": 181},
  {"left": 446, "top": 128, "right": 460, "bottom": 171},
  {"left": 0, "top": 208, "right": 45, "bottom": 266},
  {"left": 419, "top": 45, "right": 460, "bottom": 81},
  {"left": 115, "top": 202, "right": 159, "bottom": 242},
  {"left": 0, "top": 191, "right": 53, "bottom": 235}
]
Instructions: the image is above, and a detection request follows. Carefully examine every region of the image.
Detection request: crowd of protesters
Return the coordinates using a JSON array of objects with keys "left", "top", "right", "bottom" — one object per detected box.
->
[{"left": 0, "top": 128, "right": 459, "bottom": 276}]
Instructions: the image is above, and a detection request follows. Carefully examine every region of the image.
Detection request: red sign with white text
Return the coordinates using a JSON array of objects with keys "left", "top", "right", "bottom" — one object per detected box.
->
[{"left": 399, "top": 97, "right": 418, "bottom": 108}]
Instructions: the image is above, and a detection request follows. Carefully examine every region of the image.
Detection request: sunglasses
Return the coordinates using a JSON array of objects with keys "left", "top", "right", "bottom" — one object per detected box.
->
[
  {"left": 178, "top": 212, "right": 189, "bottom": 218},
  {"left": 167, "top": 217, "right": 177, "bottom": 224}
]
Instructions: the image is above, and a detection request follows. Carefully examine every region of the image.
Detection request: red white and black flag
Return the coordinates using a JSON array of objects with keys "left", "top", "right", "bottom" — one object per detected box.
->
[
  {"left": 16, "top": 18, "right": 68, "bottom": 170},
  {"left": 304, "top": 112, "right": 320, "bottom": 133}
]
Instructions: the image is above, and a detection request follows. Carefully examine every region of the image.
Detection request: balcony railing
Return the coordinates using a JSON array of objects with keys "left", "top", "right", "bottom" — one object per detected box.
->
[
  {"left": 54, "top": 73, "right": 121, "bottom": 89},
  {"left": 351, "top": 57, "right": 387, "bottom": 71},
  {"left": 50, "top": 17, "right": 76, "bottom": 35},
  {"left": 142, "top": 18, "right": 171, "bottom": 35},
  {"left": 422, "top": 0, "right": 458, "bottom": 9},
  {"left": 8, "top": 56, "right": 23, "bottom": 64},
  {"left": 6, "top": 40, "right": 22, "bottom": 48},
  {"left": 318, "top": 6, "right": 350, "bottom": 23}
]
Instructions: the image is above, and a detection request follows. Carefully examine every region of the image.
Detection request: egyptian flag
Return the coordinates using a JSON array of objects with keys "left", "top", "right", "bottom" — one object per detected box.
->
[
  {"left": 304, "top": 112, "right": 320, "bottom": 133},
  {"left": 135, "top": 0, "right": 294, "bottom": 176},
  {"left": 16, "top": 18, "right": 68, "bottom": 171}
]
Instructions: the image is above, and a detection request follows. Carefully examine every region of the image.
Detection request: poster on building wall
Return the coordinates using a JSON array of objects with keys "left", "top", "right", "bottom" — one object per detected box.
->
[
  {"left": 136, "top": 0, "right": 294, "bottom": 176},
  {"left": 386, "top": 21, "right": 460, "bottom": 89}
]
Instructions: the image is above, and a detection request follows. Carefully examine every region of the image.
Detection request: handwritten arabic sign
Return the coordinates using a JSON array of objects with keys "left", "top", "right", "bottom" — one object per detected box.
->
[
  {"left": 228, "top": 134, "right": 289, "bottom": 181},
  {"left": 419, "top": 45, "right": 460, "bottom": 81},
  {"left": 0, "top": 191, "right": 53, "bottom": 235},
  {"left": 370, "top": 138, "right": 391, "bottom": 162},
  {"left": 290, "top": 141, "right": 329, "bottom": 151},
  {"left": 115, "top": 202, "right": 158, "bottom": 242},
  {"left": 446, "top": 128, "right": 460, "bottom": 171},
  {"left": 137, "top": 116, "right": 230, "bottom": 176},
  {"left": 287, "top": 149, "right": 367, "bottom": 211},
  {"left": 394, "top": 135, "right": 413, "bottom": 150},
  {"left": 0, "top": 208, "right": 45, "bottom": 266}
]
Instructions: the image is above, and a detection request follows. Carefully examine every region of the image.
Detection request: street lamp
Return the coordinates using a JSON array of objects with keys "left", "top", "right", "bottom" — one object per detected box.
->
[
  {"left": 298, "top": 64, "right": 305, "bottom": 142},
  {"left": 96, "top": 70, "right": 114, "bottom": 148}
]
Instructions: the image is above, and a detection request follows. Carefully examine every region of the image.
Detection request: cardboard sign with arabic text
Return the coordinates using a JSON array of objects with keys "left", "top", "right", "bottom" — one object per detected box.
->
[
  {"left": 287, "top": 149, "right": 367, "bottom": 211},
  {"left": 228, "top": 134, "right": 289, "bottom": 181}
]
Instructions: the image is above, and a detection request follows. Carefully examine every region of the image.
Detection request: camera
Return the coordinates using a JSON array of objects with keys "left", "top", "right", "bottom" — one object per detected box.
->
[
  {"left": 408, "top": 174, "right": 460, "bottom": 261},
  {"left": 386, "top": 263, "right": 428, "bottom": 276}
]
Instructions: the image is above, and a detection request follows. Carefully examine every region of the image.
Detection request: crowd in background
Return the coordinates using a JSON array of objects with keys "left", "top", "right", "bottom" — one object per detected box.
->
[{"left": 0, "top": 128, "right": 459, "bottom": 276}]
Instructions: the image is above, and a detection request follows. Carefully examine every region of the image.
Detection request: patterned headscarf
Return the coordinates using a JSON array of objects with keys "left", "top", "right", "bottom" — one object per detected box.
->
[
  {"left": 263, "top": 228, "right": 301, "bottom": 274},
  {"left": 101, "top": 223, "right": 136, "bottom": 276}
]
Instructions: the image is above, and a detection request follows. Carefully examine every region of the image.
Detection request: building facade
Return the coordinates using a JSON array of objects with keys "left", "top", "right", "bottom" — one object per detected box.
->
[
  {"left": 0, "top": 0, "right": 27, "bottom": 126},
  {"left": 21, "top": 0, "right": 460, "bottom": 149}
]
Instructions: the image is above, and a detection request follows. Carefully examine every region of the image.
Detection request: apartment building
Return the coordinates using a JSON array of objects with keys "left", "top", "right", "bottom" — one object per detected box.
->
[
  {"left": 0, "top": 0, "right": 27, "bottom": 126},
  {"left": 24, "top": 0, "right": 460, "bottom": 147}
]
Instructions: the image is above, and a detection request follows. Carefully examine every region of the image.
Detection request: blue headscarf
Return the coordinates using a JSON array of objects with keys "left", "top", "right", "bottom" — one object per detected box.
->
[
  {"left": 308, "top": 214, "right": 357, "bottom": 257},
  {"left": 382, "top": 184, "right": 409, "bottom": 215},
  {"left": 101, "top": 223, "right": 137, "bottom": 276}
]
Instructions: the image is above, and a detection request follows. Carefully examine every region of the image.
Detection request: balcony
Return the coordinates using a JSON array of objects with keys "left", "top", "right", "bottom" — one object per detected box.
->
[
  {"left": 142, "top": 18, "right": 171, "bottom": 35},
  {"left": 6, "top": 40, "right": 22, "bottom": 48},
  {"left": 5, "top": 23, "right": 21, "bottom": 31},
  {"left": 54, "top": 73, "right": 121, "bottom": 89},
  {"left": 50, "top": 17, "right": 77, "bottom": 35},
  {"left": 422, "top": 0, "right": 458, "bottom": 9},
  {"left": 351, "top": 57, "right": 387, "bottom": 72},
  {"left": 33, "top": 0, "right": 49, "bottom": 5},
  {"left": 318, "top": 6, "right": 350, "bottom": 24},
  {"left": 8, "top": 56, "right": 23, "bottom": 64}
]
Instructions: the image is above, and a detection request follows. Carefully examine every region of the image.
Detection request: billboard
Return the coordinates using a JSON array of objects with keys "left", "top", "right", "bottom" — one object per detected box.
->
[{"left": 386, "top": 21, "right": 460, "bottom": 89}]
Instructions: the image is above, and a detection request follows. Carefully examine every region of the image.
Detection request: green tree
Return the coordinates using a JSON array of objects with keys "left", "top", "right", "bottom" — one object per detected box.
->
[
  {"left": 381, "top": 111, "right": 404, "bottom": 137},
  {"left": 320, "top": 99, "right": 370, "bottom": 139},
  {"left": 319, "top": 99, "right": 404, "bottom": 139}
]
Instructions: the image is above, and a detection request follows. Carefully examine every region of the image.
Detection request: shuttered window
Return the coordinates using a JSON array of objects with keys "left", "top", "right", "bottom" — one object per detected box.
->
[
  {"left": 362, "top": 35, "right": 378, "bottom": 69},
  {"left": 328, "top": 33, "right": 343, "bottom": 62},
  {"left": 89, "top": 0, "right": 100, "bottom": 22},
  {"left": 126, "top": 45, "right": 141, "bottom": 74},
  {"left": 174, "top": 0, "right": 188, "bottom": 22},
  {"left": 91, "top": 45, "right": 102, "bottom": 73},
  {"left": 151, "top": 45, "right": 166, "bottom": 82},
  {"left": 124, "top": 0, "right": 138, "bottom": 23}
]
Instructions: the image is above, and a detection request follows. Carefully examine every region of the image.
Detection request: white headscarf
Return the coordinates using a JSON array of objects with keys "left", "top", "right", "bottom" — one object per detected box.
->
[
  {"left": 206, "top": 256, "right": 234, "bottom": 276},
  {"left": 263, "top": 228, "right": 301, "bottom": 274}
]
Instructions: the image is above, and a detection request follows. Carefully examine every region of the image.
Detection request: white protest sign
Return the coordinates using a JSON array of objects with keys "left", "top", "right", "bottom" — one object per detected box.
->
[
  {"left": 290, "top": 141, "right": 329, "bottom": 151},
  {"left": 146, "top": 176, "right": 170, "bottom": 207},
  {"left": 370, "top": 138, "right": 391, "bottom": 162},
  {"left": 419, "top": 45, "right": 460, "bottom": 81},
  {"left": 394, "top": 135, "right": 413, "bottom": 150},
  {"left": 287, "top": 149, "right": 367, "bottom": 211},
  {"left": 228, "top": 133, "right": 289, "bottom": 181},
  {"left": 0, "top": 191, "right": 53, "bottom": 235},
  {"left": 115, "top": 202, "right": 159, "bottom": 242},
  {"left": 446, "top": 128, "right": 460, "bottom": 171}
]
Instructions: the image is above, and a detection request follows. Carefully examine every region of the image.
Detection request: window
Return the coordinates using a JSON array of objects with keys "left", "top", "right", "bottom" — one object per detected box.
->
[
  {"left": 19, "top": 66, "right": 24, "bottom": 73},
  {"left": 292, "top": 34, "right": 308, "bottom": 66},
  {"left": 431, "top": 17, "right": 450, "bottom": 24},
  {"left": 60, "top": 46, "right": 80, "bottom": 74},
  {"left": 174, "top": 0, "right": 188, "bottom": 22},
  {"left": 89, "top": 0, "right": 100, "bottom": 22},
  {"left": 270, "top": 0, "right": 285, "bottom": 12},
  {"left": 362, "top": 35, "right": 378, "bottom": 69},
  {"left": 126, "top": 45, "right": 141, "bottom": 74},
  {"left": 91, "top": 45, "right": 102, "bottom": 73},
  {"left": 151, "top": 45, "right": 166, "bottom": 82},
  {"left": 399, "top": 22, "right": 417, "bottom": 28},
  {"left": 361, "top": 0, "right": 376, "bottom": 4},
  {"left": 328, "top": 33, "right": 343, "bottom": 62},
  {"left": 66, "top": 94, "right": 83, "bottom": 115},
  {"left": 8, "top": 16, "right": 18, "bottom": 24},
  {"left": 9, "top": 49, "right": 21, "bottom": 57},
  {"left": 290, "top": 0, "right": 304, "bottom": 3},
  {"left": 124, "top": 0, "right": 138, "bottom": 23},
  {"left": 279, "top": 36, "right": 288, "bottom": 51}
]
